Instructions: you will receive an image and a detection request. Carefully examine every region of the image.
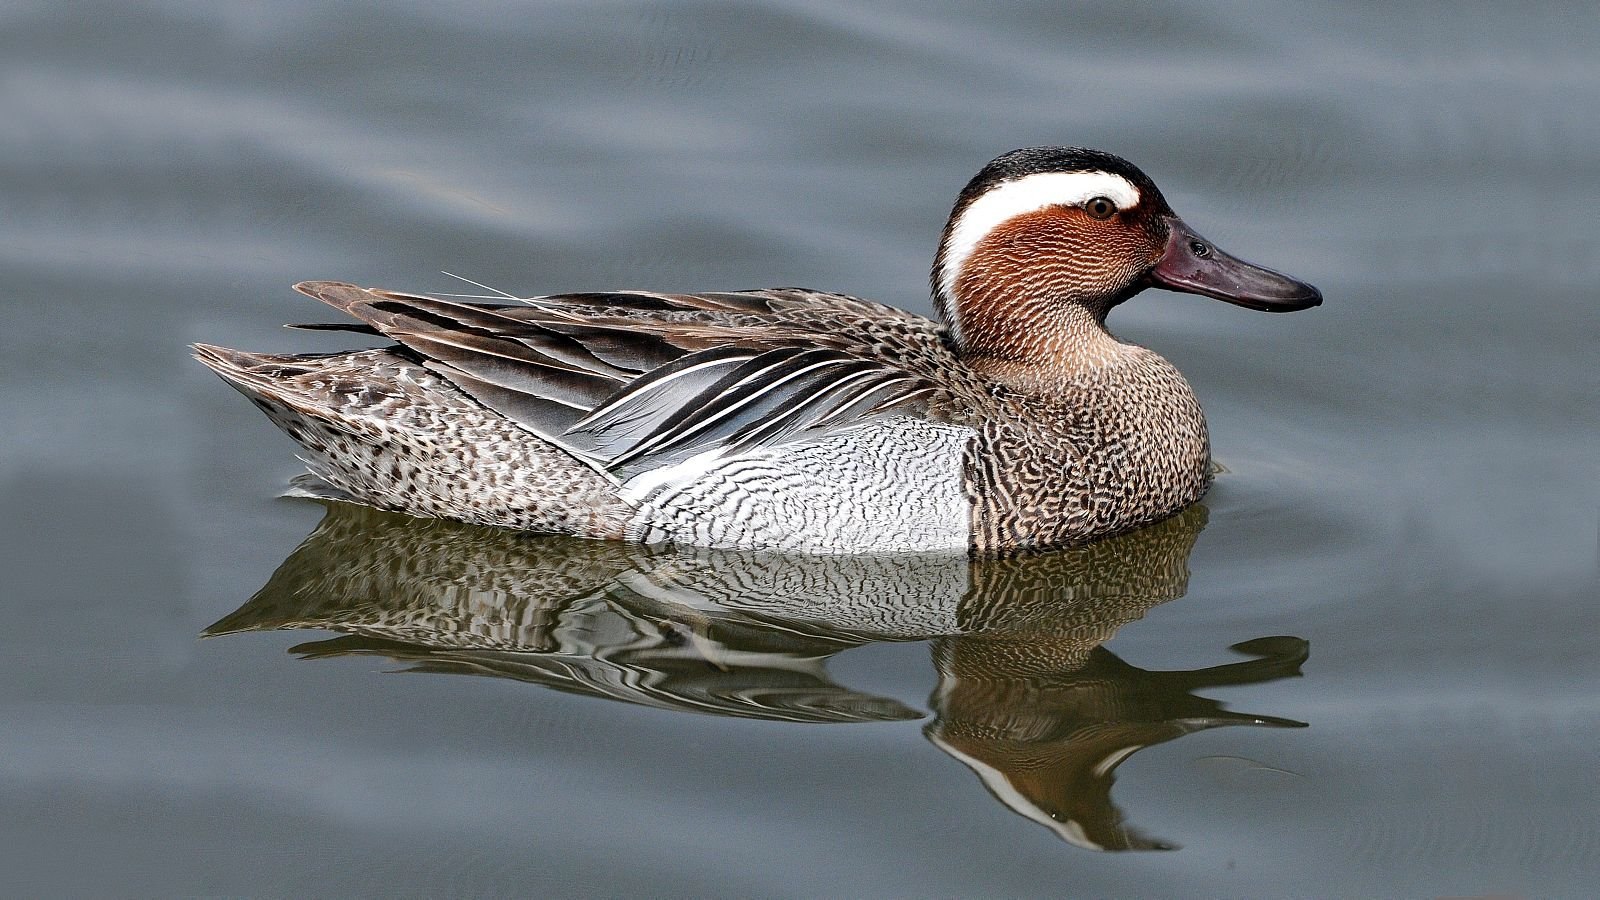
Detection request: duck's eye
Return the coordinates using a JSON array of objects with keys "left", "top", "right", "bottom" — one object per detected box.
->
[{"left": 1084, "top": 196, "right": 1117, "bottom": 220}]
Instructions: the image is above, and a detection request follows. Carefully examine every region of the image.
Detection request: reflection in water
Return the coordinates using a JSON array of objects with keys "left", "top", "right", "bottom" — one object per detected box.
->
[
  {"left": 928, "top": 635, "right": 1305, "bottom": 850},
  {"left": 206, "top": 502, "right": 1306, "bottom": 850}
]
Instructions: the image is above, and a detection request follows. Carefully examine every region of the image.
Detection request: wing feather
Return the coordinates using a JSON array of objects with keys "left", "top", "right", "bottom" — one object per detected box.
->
[
  {"left": 289, "top": 281, "right": 954, "bottom": 476},
  {"left": 602, "top": 349, "right": 851, "bottom": 468}
]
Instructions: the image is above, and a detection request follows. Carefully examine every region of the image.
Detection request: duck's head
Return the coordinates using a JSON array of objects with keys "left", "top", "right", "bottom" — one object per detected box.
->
[{"left": 932, "top": 147, "right": 1320, "bottom": 361}]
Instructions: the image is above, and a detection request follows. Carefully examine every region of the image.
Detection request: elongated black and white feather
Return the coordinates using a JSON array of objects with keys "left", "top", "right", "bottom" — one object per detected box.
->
[{"left": 567, "top": 347, "right": 932, "bottom": 474}]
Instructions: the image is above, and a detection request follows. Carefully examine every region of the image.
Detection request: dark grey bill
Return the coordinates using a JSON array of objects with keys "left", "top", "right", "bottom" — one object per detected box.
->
[{"left": 1148, "top": 217, "right": 1322, "bottom": 312}]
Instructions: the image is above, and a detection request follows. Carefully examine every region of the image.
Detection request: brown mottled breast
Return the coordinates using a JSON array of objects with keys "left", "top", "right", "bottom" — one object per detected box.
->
[{"left": 962, "top": 347, "right": 1211, "bottom": 554}]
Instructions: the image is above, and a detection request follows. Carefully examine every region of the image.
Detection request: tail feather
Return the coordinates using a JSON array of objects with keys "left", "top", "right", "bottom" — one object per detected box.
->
[{"left": 192, "top": 343, "right": 633, "bottom": 538}]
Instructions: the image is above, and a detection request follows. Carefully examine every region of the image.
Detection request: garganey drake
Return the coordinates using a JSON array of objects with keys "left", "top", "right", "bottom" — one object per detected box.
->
[{"left": 195, "top": 147, "right": 1320, "bottom": 554}]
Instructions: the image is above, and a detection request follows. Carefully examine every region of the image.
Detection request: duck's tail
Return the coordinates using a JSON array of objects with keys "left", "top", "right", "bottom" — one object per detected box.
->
[{"left": 192, "top": 344, "right": 634, "bottom": 538}]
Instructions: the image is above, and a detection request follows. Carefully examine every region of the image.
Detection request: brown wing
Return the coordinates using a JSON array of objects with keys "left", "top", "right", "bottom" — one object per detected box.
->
[{"left": 290, "top": 281, "right": 957, "bottom": 477}]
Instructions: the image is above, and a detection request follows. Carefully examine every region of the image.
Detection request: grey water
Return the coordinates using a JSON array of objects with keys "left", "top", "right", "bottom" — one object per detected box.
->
[{"left": 2, "top": 1, "right": 1596, "bottom": 896}]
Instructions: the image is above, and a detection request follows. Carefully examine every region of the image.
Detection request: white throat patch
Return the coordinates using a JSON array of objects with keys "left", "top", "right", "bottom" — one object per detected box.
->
[{"left": 937, "top": 170, "right": 1142, "bottom": 311}]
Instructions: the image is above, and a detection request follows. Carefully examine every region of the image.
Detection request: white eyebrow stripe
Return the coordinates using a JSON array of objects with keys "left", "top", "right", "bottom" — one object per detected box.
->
[{"left": 937, "top": 171, "right": 1142, "bottom": 304}]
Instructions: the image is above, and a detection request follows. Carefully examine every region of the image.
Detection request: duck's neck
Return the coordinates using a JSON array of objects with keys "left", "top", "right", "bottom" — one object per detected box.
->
[{"left": 950, "top": 291, "right": 1136, "bottom": 395}]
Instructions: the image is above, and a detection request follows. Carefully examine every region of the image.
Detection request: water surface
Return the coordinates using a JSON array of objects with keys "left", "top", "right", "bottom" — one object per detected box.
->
[{"left": 2, "top": 2, "right": 1596, "bottom": 896}]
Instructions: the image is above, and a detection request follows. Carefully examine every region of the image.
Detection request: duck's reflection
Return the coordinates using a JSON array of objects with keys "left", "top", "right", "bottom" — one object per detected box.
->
[{"left": 206, "top": 501, "right": 1306, "bottom": 850}]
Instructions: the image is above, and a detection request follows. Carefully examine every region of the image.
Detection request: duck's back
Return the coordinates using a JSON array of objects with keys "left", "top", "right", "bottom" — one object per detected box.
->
[{"left": 196, "top": 282, "right": 983, "bottom": 553}]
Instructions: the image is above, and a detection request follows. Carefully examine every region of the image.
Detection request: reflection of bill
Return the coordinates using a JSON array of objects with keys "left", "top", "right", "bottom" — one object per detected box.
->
[{"left": 206, "top": 500, "right": 1305, "bottom": 850}]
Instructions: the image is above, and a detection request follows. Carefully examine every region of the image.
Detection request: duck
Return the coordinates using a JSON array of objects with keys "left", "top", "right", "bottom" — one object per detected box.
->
[{"left": 194, "top": 147, "right": 1320, "bottom": 554}]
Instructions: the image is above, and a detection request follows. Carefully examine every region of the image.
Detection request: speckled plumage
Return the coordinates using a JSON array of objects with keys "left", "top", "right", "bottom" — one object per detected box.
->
[
  {"left": 194, "top": 345, "right": 636, "bottom": 536},
  {"left": 196, "top": 146, "right": 1318, "bottom": 554}
]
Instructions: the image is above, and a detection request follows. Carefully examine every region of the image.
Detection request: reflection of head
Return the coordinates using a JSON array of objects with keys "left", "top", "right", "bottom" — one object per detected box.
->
[{"left": 926, "top": 636, "right": 1307, "bottom": 851}]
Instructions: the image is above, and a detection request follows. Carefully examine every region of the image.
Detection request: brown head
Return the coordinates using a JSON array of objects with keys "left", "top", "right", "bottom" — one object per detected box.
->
[{"left": 932, "top": 147, "right": 1320, "bottom": 367}]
